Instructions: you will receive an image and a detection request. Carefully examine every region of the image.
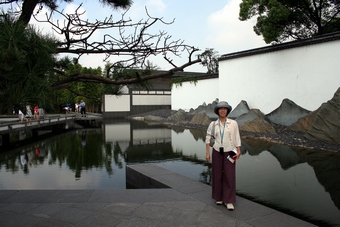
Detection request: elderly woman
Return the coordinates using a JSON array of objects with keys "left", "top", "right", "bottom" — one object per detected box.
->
[{"left": 205, "top": 101, "right": 241, "bottom": 210}]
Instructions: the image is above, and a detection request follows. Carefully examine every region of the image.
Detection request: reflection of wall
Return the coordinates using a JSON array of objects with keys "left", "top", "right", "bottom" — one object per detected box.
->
[
  {"left": 104, "top": 121, "right": 205, "bottom": 161},
  {"left": 104, "top": 122, "right": 171, "bottom": 151},
  {"left": 104, "top": 123, "right": 130, "bottom": 142},
  {"left": 132, "top": 128, "right": 171, "bottom": 145},
  {"left": 171, "top": 130, "right": 206, "bottom": 160}
]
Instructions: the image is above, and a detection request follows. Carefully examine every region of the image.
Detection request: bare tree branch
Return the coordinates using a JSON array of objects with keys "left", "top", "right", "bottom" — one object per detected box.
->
[
  {"left": 51, "top": 55, "right": 201, "bottom": 90},
  {"left": 32, "top": 4, "right": 203, "bottom": 88},
  {"left": 34, "top": 5, "right": 200, "bottom": 70}
]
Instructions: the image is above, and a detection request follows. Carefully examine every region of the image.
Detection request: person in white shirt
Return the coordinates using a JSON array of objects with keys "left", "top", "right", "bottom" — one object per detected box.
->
[{"left": 205, "top": 101, "right": 241, "bottom": 211}]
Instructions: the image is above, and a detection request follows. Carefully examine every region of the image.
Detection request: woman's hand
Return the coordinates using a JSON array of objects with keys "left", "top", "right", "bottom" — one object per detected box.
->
[
  {"left": 205, "top": 144, "right": 211, "bottom": 162},
  {"left": 234, "top": 147, "right": 241, "bottom": 159},
  {"left": 206, "top": 152, "right": 210, "bottom": 162}
]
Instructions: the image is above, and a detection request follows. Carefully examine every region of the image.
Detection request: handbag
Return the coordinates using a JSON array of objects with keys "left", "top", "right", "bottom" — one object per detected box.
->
[{"left": 209, "top": 121, "right": 216, "bottom": 147}]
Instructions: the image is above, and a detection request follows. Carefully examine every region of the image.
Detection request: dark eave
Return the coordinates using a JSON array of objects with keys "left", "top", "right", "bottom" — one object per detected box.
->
[{"left": 219, "top": 32, "right": 340, "bottom": 61}]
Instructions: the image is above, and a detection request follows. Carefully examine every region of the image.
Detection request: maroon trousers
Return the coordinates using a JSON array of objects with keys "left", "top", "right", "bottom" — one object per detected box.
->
[{"left": 211, "top": 149, "right": 236, "bottom": 203}]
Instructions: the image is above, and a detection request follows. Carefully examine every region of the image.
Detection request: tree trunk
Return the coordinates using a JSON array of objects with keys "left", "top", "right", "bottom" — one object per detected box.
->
[{"left": 19, "top": 0, "right": 40, "bottom": 26}]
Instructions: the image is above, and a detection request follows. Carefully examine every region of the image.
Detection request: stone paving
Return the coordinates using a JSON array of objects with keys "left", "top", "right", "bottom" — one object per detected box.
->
[{"left": 0, "top": 164, "right": 316, "bottom": 227}]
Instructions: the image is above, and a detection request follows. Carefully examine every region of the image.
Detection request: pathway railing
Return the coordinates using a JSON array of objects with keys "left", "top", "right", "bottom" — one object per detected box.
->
[{"left": 0, "top": 114, "right": 77, "bottom": 135}]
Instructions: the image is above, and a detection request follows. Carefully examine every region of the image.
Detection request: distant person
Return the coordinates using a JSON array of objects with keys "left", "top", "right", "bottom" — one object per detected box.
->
[
  {"left": 18, "top": 109, "right": 24, "bottom": 122},
  {"left": 80, "top": 100, "right": 86, "bottom": 117},
  {"left": 25, "top": 105, "right": 33, "bottom": 123},
  {"left": 75, "top": 103, "right": 79, "bottom": 113},
  {"left": 33, "top": 105, "right": 39, "bottom": 120},
  {"left": 64, "top": 103, "right": 71, "bottom": 114},
  {"left": 205, "top": 101, "right": 241, "bottom": 211}
]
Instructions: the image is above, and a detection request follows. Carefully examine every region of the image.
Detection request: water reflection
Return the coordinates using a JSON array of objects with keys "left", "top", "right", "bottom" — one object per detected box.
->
[
  {"left": 0, "top": 120, "right": 339, "bottom": 226},
  {"left": 240, "top": 138, "right": 340, "bottom": 227}
]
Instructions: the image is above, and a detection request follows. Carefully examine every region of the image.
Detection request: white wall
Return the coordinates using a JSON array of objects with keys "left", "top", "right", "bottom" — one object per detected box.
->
[
  {"left": 218, "top": 40, "right": 340, "bottom": 114},
  {"left": 104, "top": 94, "right": 130, "bottom": 111},
  {"left": 171, "top": 78, "right": 219, "bottom": 111},
  {"left": 172, "top": 39, "right": 340, "bottom": 114},
  {"left": 133, "top": 95, "right": 171, "bottom": 105}
]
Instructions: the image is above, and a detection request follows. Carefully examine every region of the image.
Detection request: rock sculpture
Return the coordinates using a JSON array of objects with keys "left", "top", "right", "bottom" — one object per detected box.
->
[
  {"left": 266, "top": 99, "right": 311, "bottom": 126},
  {"left": 304, "top": 88, "right": 340, "bottom": 144}
]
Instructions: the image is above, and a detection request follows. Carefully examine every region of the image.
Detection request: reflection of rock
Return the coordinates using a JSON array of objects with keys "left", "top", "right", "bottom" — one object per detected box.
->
[
  {"left": 268, "top": 144, "right": 305, "bottom": 170},
  {"left": 301, "top": 150, "right": 340, "bottom": 209},
  {"left": 305, "top": 88, "right": 340, "bottom": 144},
  {"left": 189, "top": 128, "right": 207, "bottom": 141},
  {"left": 241, "top": 138, "right": 272, "bottom": 156},
  {"left": 171, "top": 126, "right": 185, "bottom": 133},
  {"left": 240, "top": 140, "right": 261, "bottom": 156},
  {"left": 266, "top": 99, "right": 311, "bottom": 126},
  {"left": 228, "top": 100, "right": 250, "bottom": 119}
]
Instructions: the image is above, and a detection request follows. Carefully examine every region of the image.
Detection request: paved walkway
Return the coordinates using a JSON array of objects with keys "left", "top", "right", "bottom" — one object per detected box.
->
[{"left": 0, "top": 165, "right": 316, "bottom": 227}]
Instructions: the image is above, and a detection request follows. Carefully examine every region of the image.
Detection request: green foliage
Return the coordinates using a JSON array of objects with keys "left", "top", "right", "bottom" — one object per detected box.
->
[
  {"left": 169, "top": 76, "right": 198, "bottom": 89},
  {"left": 239, "top": 0, "right": 340, "bottom": 43},
  {"left": 103, "top": 60, "right": 157, "bottom": 91},
  {"left": 0, "top": 13, "right": 58, "bottom": 113},
  {"left": 199, "top": 48, "right": 219, "bottom": 74},
  {"left": 54, "top": 57, "right": 104, "bottom": 106}
]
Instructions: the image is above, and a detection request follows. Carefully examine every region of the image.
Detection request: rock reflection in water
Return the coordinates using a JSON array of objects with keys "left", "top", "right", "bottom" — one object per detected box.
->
[
  {"left": 298, "top": 149, "right": 340, "bottom": 210},
  {"left": 268, "top": 144, "right": 305, "bottom": 170},
  {"left": 189, "top": 128, "right": 207, "bottom": 141},
  {"left": 242, "top": 137, "right": 340, "bottom": 210}
]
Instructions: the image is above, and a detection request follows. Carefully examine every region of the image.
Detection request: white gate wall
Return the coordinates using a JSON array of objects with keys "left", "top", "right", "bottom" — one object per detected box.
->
[
  {"left": 171, "top": 78, "right": 219, "bottom": 111},
  {"left": 103, "top": 91, "right": 171, "bottom": 118}
]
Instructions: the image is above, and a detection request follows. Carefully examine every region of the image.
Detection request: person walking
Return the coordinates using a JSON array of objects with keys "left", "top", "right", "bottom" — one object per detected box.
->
[
  {"left": 80, "top": 100, "right": 86, "bottom": 117},
  {"left": 205, "top": 101, "right": 241, "bottom": 210},
  {"left": 33, "top": 105, "right": 39, "bottom": 120}
]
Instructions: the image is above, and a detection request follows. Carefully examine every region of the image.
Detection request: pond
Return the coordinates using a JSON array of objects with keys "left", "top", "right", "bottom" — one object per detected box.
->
[{"left": 0, "top": 119, "right": 339, "bottom": 227}]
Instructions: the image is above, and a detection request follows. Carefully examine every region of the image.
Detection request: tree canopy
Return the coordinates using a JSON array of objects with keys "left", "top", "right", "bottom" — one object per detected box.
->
[
  {"left": 239, "top": 0, "right": 340, "bottom": 44},
  {"left": 0, "top": 0, "right": 212, "bottom": 113}
]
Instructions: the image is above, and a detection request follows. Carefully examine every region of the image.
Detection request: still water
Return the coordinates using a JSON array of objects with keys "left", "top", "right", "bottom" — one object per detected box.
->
[{"left": 0, "top": 119, "right": 339, "bottom": 226}]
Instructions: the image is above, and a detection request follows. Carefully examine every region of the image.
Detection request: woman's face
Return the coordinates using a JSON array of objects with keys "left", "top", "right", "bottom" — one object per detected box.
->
[{"left": 218, "top": 107, "right": 228, "bottom": 117}]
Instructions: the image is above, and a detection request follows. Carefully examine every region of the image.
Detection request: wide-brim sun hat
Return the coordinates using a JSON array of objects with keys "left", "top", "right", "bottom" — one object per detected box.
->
[{"left": 214, "top": 101, "right": 232, "bottom": 115}]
